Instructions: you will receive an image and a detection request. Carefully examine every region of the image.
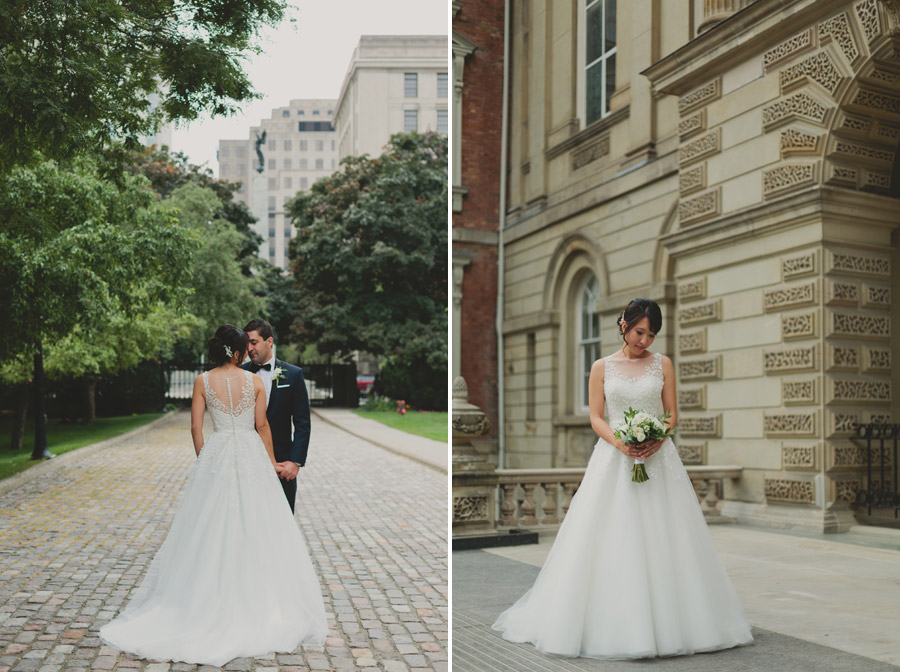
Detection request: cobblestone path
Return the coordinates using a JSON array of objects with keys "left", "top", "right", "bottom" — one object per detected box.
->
[{"left": 0, "top": 411, "right": 447, "bottom": 672}]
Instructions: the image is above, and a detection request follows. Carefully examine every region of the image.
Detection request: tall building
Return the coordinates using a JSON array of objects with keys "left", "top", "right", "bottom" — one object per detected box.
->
[
  {"left": 218, "top": 99, "right": 338, "bottom": 269},
  {"left": 334, "top": 35, "right": 449, "bottom": 160}
]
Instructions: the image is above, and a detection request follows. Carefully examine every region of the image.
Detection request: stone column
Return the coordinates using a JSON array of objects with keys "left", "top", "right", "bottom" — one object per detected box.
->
[{"left": 452, "top": 376, "right": 497, "bottom": 536}]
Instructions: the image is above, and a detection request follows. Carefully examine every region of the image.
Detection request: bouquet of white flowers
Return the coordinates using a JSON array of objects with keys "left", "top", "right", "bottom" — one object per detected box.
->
[{"left": 612, "top": 407, "right": 675, "bottom": 483}]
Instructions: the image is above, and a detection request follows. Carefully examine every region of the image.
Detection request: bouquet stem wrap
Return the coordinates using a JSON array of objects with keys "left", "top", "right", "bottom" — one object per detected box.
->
[{"left": 632, "top": 459, "right": 649, "bottom": 483}]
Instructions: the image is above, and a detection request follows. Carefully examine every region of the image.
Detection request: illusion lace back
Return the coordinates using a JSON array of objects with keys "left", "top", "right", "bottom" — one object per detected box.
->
[
  {"left": 99, "top": 369, "right": 328, "bottom": 665},
  {"left": 493, "top": 351, "right": 753, "bottom": 659}
]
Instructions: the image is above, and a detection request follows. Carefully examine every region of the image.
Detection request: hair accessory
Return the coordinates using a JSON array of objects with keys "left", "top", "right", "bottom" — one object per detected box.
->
[{"left": 224, "top": 345, "right": 234, "bottom": 358}]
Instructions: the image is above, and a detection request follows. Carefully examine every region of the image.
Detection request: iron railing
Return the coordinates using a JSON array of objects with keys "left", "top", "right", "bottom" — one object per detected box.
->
[{"left": 853, "top": 423, "right": 900, "bottom": 518}]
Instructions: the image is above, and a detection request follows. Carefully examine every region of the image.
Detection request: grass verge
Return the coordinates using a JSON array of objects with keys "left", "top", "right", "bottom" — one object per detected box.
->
[
  {"left": 0, "top": 413, "right": 166, "bottom": 481},
  {"left": 353, "top": 409, "right": 447, "bottom": 443}
]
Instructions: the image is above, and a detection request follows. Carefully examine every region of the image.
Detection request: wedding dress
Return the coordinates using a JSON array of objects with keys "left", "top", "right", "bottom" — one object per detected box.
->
[
  {"left": 493, "top": 352, "right": 753, "bottom": 659},
  {"left": 100, "top": 370, "right": 328, "bottom": 665}
]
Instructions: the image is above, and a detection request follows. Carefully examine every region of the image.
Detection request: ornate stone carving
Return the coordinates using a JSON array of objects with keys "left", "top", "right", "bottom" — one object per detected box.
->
[
  {"left": 453, "top": 495, "right": 489, "bottom": 522},
  {"left": 827, "top": 410, "right": 860, "bottom": 437},
  {"left": 852, "top": 87, "right": 900, "bottom": 117},
  {"left": 825, "top": 249, "right": 890, "bottom": 278},
  {"left": 679, "top": 387, "right": 707, "bottom": 410},
  {"left": 764, "top": 344, "right": 818, "bottom": 374},
  {"left": 782, "top": 250, "right": 818, "bottom": 279},
  {"left": 678, "top": 299, "right": 721, "bottom": 327},
  {"left": 762, "top": 92, "right": 830, "bottom": 131},
  {"left": 780, "top": 128, "right": 822, "bottom": 156},
  {"left": 783, "top": 379, "right": 817, "bottom": 405},
  {"left": 825, "top": 164, "right": 858, "bottom": 186},
  {"left": 678, "top": 79, "right": 721, "bottom": 116},
  {"left": 678, "top": 442, "right": 706, "bottom": 465},
  {"left": 831, "top": 443, "right": 892, "bottom": 470},
  {"left": 783, "top": 443, "right": 817, "bottom": 470},
  {"left": 679, "top": 130, "right": 720, "bottom": 166},
  {"left": 834, "top": 477, "right": 862, "bottom": 504},
  {"left": 764, "top": 29, "right": 815, "bottom": 71},
  {"left": 782, "top": 310, "right": 818, "bottom": 340},
  {"left": 838, "top": 112, "right": 871, "bottom": 133},
  {"left": 825, "top": 279, "right": 859, "bottom": 306},
  {"left": 827, "top": 378, "right": 891, "bottom": 404},
  {"left": 764, "top": 280, "right": 817, "bottom": 312},
  {"left": 779, "top": 51, "right": 844, "bottom": 96},
  {"left": 679, "top": 111, "right": 706, "bottom": 139},
  {"left": 831, "top": 139, "right": 894, "bottom": 166},
  {"left": 862, "top": 283, "right": 891, "bottom": 309},
  {"left": 866, "top": 411, "right": 892, "bottom": 425},
  {"left": 678, "top": 278, "right": 707, "bottom": 302},
  {"left": 763, "top": 163, "right": 818, "bottom": 198},
  {"left": 679, "top": 415, "right": 721, "bottom": 437},
  {"left": 827, "top": 344, "right": 859, "bottom": 371},
  {"left": 679, "top": 356, "right": 722, "bottom": 381},
  {"left": 678, "top": 189, "right": 720, "bottom": 226},
  {"left": 862, "top": 345, "right": 891, "bottom": 373},
  {"left": 764, "top": 412, "right": 818, "bottom": 437},
  {"left": 765, "top": 477, "right": 815, "bottom": 503},
  {"left": 827, "top": 312, "right": 890, "bottom": 340},
  {"left": 572, "top": 135, "right": 610, "bottom": 170},
  {"left": 875, "top": 123, "right": 900, "bottom": 140},
  {"left": 818, "top": 12, "right": 861, "bottom": 65},
  {"left": 679, "top": 164, "right": 707, "bottom": 196},
  {"left": 862, "top": 170, "right": 891, "bottom": 191},
  {"left": 679, "top": 329, "right": 707, "bottom": 355},
  {"left": 854, "top": 0, "right": 882, "bottom": 44}
]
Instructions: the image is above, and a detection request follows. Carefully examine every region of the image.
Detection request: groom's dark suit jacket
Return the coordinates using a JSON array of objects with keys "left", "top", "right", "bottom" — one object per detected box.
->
[{"left": 243, "top": 358, "right": 311, "bottom": 511}]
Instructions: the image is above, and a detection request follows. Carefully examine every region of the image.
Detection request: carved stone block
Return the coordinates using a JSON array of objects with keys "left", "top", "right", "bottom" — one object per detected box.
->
[
  {"left": 679, "top": 415, "right": 722, "bottom": 437},
  {"left": 764, "top": 344, "right": 818, "bottom": 374},
  {"left": 762, "top": 92, "right": 830, "bottom": 131},
  {"left": 764, "top": 280, "right": 818, "bottom": 312},
  {"left": 679, "top": 164, "right": 706, "bottom": 196},
  {"left": 678, "top": 278, "right": 707, "bottom": 302},
  {"left": 764, "top": 411, "right": 818, "bottom": 437},
  {"left": 679, "top": 329, "right": 707, "bottom": 355},
  {"left": 678, "top": 189, "right": 721, "bottom": 226},
  {"left": 779, "top": 50, "right": 844, "bottom": 96},
  {"left": 824, "top": 163, "right": 858, "bottom": 187},
  {"left": 783, "top": 442, "right": 818, "bottom": 470},
  {"left": 679, "top": 356, "right": 722, "bottom": 381},
  {"left": 865, "top": 411, "right": 892, "bottom": 425},
  {"left": 862, "top": 169, "right": 891, "bottom": 191},
  {"left": 572, "top": 135, "right": 610, "bottom": 170},
  {"left": 825, "top": 279, "right": 859, "bottom": 306},
  {"left": 851, "top": 87, "right": 900, "bottom": 118},
  {"left": 782, "top": 250, "right": 819, "bottom": 280},
  {"left": 862, "top": 346, "right": 891, "bottom": 374},
  {"left": 781, "top": 310, "right": 819, "bottom": 341},
  {"left": 783, "top": 378, "right": 818, "bottom": 405},
  {"left": 829, "top": 139, "right": 894, "bottom": 167},
  {"left": 764, "top": 28, "right": 815, "bottom": 71},
  {"left": 825, "top": 249, "right": 890, "bottom": 279},
  {"left": 826, "top": 344, "right": 859, "bottom": 372},
  {"left": 861, "top": 283, "right": 890, "bottom": 309},
  {"left": 832, "top": 476, "right": 863, "bottom": 504},
  {"left": 765, "top": 477, "right": 816, "bottom": 504},
  {"left": 677, "top": 442, "right": 706, "bottom": 465},
  {"left": 817, "top": 12, "right": 861, "bottom": 66},
  {"left": 826, "top": 311, "right": 890, "bottom": 341},
  {"left": 827, "top": 410, "right": 860, "bottom": 437},
  {"left": 678, "top": 299, "right": 721, "bottom": 327},
  {"left": 780, "top": 128, "right": 822, "bottom": 157},
  {"left": 679, "top": 110, "right": 706, "bottom": 140},
  {"left": 678, "top": 79, "right": 721, "bottom": 116},
  {"left": 854, "top": 0, "right": 882, "bottom": 44},
  {"left": 763, "top": 162, "right": 818, "bottom": 199},
  {"left": 827, "top": 377, "right": 891, "bottom": 405},
  {"left": 453, "top": 495, "right": 490, "bottom": 524},
  {"left": 679, "top": 386, "right": 707, "bottom": 410},
  {"left": 679, "top": 130, "right": 720, "bottom": 166}
]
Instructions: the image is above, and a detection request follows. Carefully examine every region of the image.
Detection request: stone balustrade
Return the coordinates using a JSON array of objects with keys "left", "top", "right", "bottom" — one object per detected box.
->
[{"left": 497, "top": 465, "right": 743, "bottom": 527}]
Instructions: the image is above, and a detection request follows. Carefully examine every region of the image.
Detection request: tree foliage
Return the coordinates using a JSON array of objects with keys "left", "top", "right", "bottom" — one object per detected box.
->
[
  {"left": 0, "top": 0, "right": 286, "bottom": 172},
  {"left": 286, "top": 132, "right": 448, "bottom": 409}
]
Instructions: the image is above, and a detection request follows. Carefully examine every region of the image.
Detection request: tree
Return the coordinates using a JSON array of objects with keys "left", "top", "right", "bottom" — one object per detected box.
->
[
  {"left": 286, "top": 132, "right": 448, "bottom": 409},
  {"left": 0, "top": 0, "right": 286, "bottom": 173}
]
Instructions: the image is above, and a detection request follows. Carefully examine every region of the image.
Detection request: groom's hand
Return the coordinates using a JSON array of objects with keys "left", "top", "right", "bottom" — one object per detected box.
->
[{"left": 277, "top": 461, "right": 299, "bottom": 480}]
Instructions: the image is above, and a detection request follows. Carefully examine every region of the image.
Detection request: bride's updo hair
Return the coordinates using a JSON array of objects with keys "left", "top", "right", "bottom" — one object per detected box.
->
[
  {"left": 617, "top": 298, "right": 663, "bottom": 339},
  {"left": 207, "top": 324, "right": 249, "bottom": 366}
]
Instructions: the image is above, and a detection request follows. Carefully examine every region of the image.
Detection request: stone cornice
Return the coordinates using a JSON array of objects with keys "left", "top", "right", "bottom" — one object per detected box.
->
[
  {"left": 642, "top": 0, "right": 848, "bottom": 95},
  {"left": 453, "top": 227, "right": 499, "bottom": 246},
  {"left": 545, "top": 106, "right": 630, "bottom": 160},
  {"left": 502, "top": 310, "right": 559, "bottom": 336}
]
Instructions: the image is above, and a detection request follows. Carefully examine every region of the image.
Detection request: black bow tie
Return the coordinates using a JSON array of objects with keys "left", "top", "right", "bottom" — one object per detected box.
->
[{"left": 253, "top": 362, "right": 272, "bottom": 372}]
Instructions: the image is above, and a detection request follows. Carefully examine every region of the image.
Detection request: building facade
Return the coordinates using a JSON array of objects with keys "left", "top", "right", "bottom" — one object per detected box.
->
[
  {"left": 493, "top": 0, "right": 900, "bottom": 532},
  {"left": 218, "top": 99, "right": 338, "bottom": 269},
  {"left": 334, "top": 35, "right": 449, "bottom": 160}
]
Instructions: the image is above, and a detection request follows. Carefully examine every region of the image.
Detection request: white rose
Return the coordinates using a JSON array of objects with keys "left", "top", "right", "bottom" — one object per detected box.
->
[
  {"left": 634, "top": 428, "right": 646, "bottom": 443},
  {"left": 634, "top": 412, "right": 649, "bottom": 424}
]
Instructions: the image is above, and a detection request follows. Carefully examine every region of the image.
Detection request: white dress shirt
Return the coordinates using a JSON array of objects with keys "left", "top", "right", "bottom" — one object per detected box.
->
[{"left": 257, "top": 355, "right": 275, "bottom": 408}]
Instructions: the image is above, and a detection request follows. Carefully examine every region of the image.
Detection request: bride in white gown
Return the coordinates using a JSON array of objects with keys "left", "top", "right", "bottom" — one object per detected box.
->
[
  {"left": 493, "top": 299, "right": 753, "bottom": 659},
  {"left": 100, "top": 324, "right": 328, "bottom": 665}
]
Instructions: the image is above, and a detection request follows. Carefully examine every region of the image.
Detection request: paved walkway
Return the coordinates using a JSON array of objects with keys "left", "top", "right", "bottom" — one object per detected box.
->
[
  {"left": 0, "top": 410, "right": 447, "bottom": 672},
  {"left": 454, "top": 525, "right": 900, "bottom": 671}
]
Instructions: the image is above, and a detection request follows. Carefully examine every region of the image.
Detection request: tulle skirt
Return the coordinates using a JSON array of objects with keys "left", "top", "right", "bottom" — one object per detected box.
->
[
  {"left": 100, "top": 428, "right": 328, "bottom": 665},
  {"left": 492, "top": 437, "right": 753, "bottom": 659}
]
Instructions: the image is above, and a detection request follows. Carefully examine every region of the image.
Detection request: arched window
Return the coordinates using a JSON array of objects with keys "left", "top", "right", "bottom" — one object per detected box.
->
[{"left": 577, "top": 274, "right": 601, "bottom": 410}]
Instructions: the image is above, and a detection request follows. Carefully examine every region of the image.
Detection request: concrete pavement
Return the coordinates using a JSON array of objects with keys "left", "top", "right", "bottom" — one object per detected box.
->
[
  {"left": 0, "top": 409, "right": 447, "bottom": 672},
  {"left": 453, "top": 524, "right": 900, "bottom": 671}
]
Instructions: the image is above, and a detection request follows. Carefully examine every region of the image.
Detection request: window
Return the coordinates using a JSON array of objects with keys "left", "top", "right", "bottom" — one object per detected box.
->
[
  {"left": 219, "top": 164, "right": 229, "bottom": 177},
  {"left": 315, "top": 140, "right": 323, "bottom": 152},
  {"left": 404, "top": 73, "right": 418, "bottom": 97},
  {"left": 578, "top": 275, "right": 601, "bottom": 409},
  {"left": 331, "top": 159, "right": 336, "bottom": 169},
  {"left": 404, "top": 109, "right": 418, "bottom": 133},
  {"left": 298, "top": 121, "right": 334, "bottom": 132},
  {"left": 300, "top": 158, "right": 308, "bottom": 169},
  {"left": 315, "top": 158, "right": 323, "bottom": 170},
  {"left": 331, "top": 140, "right": 336, "bottom": 151},
  {"left": 237, "top": 164, "right": 246, "bottom": 175},
  {"left": 284, "top": 227, "right": 292, "bottom": 237},
  {"left": 284, "top": 159, "right": 291, "bottom": 170},
  {"left": 300, "top": 177, "right": 308, "bottom": 189},
  {"left": 437, "top": 72, "right": 448, "bottom": 98},
  {"left": 281, "top": 110, "right": 290, "bottom": 117},
  {"left": 283, "top": 140, "right": 292, "bottom": 151},
  {"left": 268, "top": 139, "right": 276, "bottom": 151},
  {"left": 268, "top": 226, "right": 276, "bottom": 237},
  {"left": 269, "top": 247, "right": 275, "bottom": 258},
  {"left": 300, "top": 140, "right": 308, "bottom": 151},
  {"left": 585, "top": 0, "right": 616, "bottom": 124},
  {"left": 313, "top": 110, "right": 320, "bottom": 116},
  {"left": 283, "top": 177, "right": 292, "bottom": 189},
  {"left": 236, "top": 146, "right": 247, "bottom": 158},
  {"left": 268, "top": 212, "right": 275, "bottom": 219},
  {"left": 437, "top": 109, "right": 448, "bottom": 134},
  {"left": 267, "top": 177, "right": 276, "bottom": 189},
  {"left": 268, "top": 158, "right": 275, "bottom": 170},
  {"left": 327, "top": 109, "right": 333, "bottom": 115},
  {"left": 267, "top": 196, "right": 276, "bottom": 211},
  {"left": 220, "top": 146, "right": 230, "bottom": 158},
  {"left": 297, "top": 110, "right": 305, "bottom": 115}
]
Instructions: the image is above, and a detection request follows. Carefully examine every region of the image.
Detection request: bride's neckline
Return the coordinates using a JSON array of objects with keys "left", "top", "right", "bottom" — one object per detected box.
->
[
  {"left": 207, "top": 368, "right": 245, "bottom": 379},
  {"left": 610, "top": 351, "right": 654, "bottom": 363}
]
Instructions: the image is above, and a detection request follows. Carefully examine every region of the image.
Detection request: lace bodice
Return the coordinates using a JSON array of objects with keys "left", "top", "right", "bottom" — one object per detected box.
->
[
  {"left": 203, "top": 370, "right": 256, "bottom": 434},
  {"left": 604, "top": 352, "right": 664, "bottom": 427}
]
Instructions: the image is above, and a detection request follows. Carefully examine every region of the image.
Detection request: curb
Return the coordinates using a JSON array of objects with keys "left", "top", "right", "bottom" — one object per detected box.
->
[
  {"left": 312, "top": 409, "right": 448, "bottom": 474},
  {"left": 0, "top": 409, "right": 183, "bottom": 498}
]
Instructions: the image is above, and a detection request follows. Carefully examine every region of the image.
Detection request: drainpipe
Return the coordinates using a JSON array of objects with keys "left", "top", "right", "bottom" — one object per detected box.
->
[{"left": 496, "top": 0, "right": 511, "bottom": 469}]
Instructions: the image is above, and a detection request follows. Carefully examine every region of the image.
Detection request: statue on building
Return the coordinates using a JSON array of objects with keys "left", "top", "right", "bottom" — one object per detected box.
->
[{"left": 253, "top": 130, "right": 266, "bottom": 173}]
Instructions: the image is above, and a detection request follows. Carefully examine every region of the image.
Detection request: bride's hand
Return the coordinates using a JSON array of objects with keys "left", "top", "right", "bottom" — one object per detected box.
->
[
  {"left": 617, "top": 441, "right": 644, "bottom": 458},
  {"left": 636, "top": 439, "right": 663, "bottom": 459}
]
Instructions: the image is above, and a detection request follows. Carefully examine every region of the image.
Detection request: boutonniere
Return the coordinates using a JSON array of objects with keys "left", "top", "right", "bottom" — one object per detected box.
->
[{"left": 272, "top": 366, "right": 285, "bottom": 385}]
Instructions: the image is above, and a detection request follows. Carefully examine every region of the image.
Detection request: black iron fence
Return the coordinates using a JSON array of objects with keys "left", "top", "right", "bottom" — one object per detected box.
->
[
  {"left": 164, "top": 363, "right": 358, "bottom": 408},
  {"left": 853, "top": 423, "right": 900, "bottom": 517}
]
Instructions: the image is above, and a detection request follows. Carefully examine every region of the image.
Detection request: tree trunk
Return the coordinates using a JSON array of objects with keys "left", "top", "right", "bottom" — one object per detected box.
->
[
  {"left": 10, "top": 381, "right": 31, "bottom": 451},
  {"left": 84, "top": 378, "right": 97, "bottom": 424},
  {"left": 31, "top": 341, "right": 52, "bottom": 459}
]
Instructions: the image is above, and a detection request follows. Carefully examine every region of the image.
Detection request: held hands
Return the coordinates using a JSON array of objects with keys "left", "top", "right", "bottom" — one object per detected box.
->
[
  {"left": 618, "top": 439, "right": 663, "bottom": 459},
  {"left": 275, "top": 461, "right": 299, "bottom": 481}
]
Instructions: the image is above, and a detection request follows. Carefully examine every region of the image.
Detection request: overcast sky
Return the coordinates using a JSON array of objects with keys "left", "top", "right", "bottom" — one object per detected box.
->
[{"left": 171, "top": 0, "right": 448, "bottom": 173}]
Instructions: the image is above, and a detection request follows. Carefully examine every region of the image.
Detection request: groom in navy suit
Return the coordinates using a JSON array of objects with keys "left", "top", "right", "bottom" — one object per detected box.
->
[{"left": 242, "top": 319, "right": 311, "bottom": 513}]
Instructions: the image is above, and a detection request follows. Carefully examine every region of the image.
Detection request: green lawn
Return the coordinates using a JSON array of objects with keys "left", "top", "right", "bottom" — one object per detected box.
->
[
  {"left": 353, "top": 409, "right": 447, "bottom": 443},
  {"left": 0, "top": 412, "right": 166, "bottom": 481}
]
